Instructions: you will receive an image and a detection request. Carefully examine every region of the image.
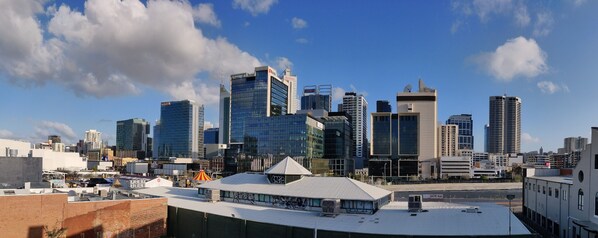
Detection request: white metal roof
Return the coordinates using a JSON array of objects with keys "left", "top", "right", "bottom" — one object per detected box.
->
[
  {"left": 527, "top": 176, "right": 573, "bottom": 184},
  {"left": 198, "top": 172, "right": 391, "bottom": 201},
  {"left": 264, "top": 156, "right": 312, "bottom": 175},
  {"left": 137, "top": 187, "right": 531, "bottom": 236}
]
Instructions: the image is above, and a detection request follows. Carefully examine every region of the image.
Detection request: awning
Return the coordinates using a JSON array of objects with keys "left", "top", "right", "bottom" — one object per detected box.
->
[{"left": 573, "top": 220, "right": 598, "bottom": 233}]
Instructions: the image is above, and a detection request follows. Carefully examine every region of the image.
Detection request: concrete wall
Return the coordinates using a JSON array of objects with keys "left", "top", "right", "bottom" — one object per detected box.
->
[
  {"left": 31, "top": 149, "right": 87, "bottom": 171},
  {"left": 0, "top": 139, "right": 32, "bottom": 157},
  {"left": 0, "top": 157, "right": 42, "bottom": 188},
  {"left": 0, "top": 193, "right": 167, "bottom": 238}
]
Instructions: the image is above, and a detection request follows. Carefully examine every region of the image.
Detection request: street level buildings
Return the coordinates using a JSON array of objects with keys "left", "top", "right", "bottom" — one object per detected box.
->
[{"left": 523, "top": 127, "right": 598, "bottom": 238}]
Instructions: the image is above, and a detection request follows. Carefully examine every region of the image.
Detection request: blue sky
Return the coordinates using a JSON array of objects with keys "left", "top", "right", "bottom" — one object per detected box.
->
[{"left": 0, "top": 0, "right": 597, "bottom": 153}]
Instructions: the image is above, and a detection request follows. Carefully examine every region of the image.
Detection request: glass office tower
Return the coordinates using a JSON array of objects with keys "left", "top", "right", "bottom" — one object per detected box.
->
[
  {"left": 446, "top": 114, "right": 474, "bottom": 150},
  {"left": 230, "top": 66, "right": 289, "bottom": 144},
  {"left": 301, "top": 85, "right": 332, "bottom": 112},
  {"left": 157, "top": 100, "right": 204, "bottom": 159},
  {"left": 116, "top": 118, "right": 150, "bottom": 159},
  {"left": 242, "top": 114, "right": 324, "bottom": 159}
]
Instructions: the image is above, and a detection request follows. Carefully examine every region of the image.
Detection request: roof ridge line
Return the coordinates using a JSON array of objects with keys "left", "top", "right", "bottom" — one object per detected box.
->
[{"left": 347, "top": 178, "right": 376, "bottom": 200}]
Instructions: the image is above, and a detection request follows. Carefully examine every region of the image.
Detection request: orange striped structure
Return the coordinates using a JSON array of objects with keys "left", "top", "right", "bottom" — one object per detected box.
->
[{"left": 193, "top": 169, "right": 212, "bottom": 182}]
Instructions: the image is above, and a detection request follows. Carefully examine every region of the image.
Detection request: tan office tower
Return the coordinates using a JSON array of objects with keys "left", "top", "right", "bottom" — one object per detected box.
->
[
  {"left": 438, "top": 124, "right": 459, "bottom": 157},
  {"left": 281, "top": 68, "right": 299, "bottom": 114},
  {"left": 396, "top": 79, "right": 437, "bottom": 179},
  {"left": 488, "top": 95, "right": 521, "bottom": 154}
]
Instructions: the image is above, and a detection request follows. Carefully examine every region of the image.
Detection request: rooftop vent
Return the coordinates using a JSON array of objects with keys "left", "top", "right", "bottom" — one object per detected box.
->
[{"left": 408, "top": 195, "right": 422, "bottom": 212}]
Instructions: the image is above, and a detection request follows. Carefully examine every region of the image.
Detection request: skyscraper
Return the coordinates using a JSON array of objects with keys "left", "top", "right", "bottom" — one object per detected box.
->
[
  {"left": 153, "top": 120, "right": 160, "bottom": 159},
  {"left": 230, "top": 66, "right": 289, "bottom": 145},
  {"left": 157, "top": 100, "right": 204, "bottom": 159},
  {"left": 396, "top": 79, "right": 437, "bottom": 179},
  {"left": 446, "top": 114, "right": 474, "bottom": 150},
  {"left": 301, "top": 85, "right": 332, "bottom": 112},
  {"left": 116, "top": 118, "right": 150, "bottom": 159},
  {"left": 438, "top": 124, "right": 459, "bottom": 157},
  {"left": 218, "top": 84, "right": 230, "bottom": 146},
  {"left": 281, "top": 68, "right": 299, "bottom": 114},
  {"left": 204, "top": 128, "right": 219, "bottom": 144},
  {"left": 488, "top": 95, "right": 521, "bottom": 154},
  {"left": 339, "top": 92, "right": 368, "bottom": 164}
]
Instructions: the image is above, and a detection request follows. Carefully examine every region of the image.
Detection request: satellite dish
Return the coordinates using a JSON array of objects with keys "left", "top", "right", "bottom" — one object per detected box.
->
[{"left": 404, "top": 84, "right": 412, "bottom": 93}]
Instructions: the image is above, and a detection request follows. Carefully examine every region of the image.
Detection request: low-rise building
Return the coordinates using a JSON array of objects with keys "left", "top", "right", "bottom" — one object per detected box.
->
[
  {"left": 440, "top": 156, "right": 472, "bottom": 179},
  {"left": 523, "top": 127, "right": 598, "bottom": 238}
]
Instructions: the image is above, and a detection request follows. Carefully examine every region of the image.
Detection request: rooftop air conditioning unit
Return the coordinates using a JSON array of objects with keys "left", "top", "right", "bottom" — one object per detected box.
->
[
  {"left": 408, "top": 195, "right": 422, "bottom": 212},
  {"left": 321, "top": 199, "right": 341, "bottom": 217},
  {"left": 206, "top": 189, "right": 220, "bottom": 202}
]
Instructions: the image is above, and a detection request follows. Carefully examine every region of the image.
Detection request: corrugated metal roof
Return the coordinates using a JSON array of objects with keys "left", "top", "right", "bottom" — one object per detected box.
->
[
  {"left": 199, "top": 173, "right": 391, "bottom": 201},
  {"left": 264, "top": 156, "right": 312, "bottom": 175}
]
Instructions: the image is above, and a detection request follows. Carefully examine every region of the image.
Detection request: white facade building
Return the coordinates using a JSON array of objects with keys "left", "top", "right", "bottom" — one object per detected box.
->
[
  {"left": 341, "top": 92, "right": 368, "bottom": 160},
  {"left": 440, "top": 156, "right": 472, "bottom": 179},
  {"left": 31, "top": 149, "right": 87, "bottom": 171},
  {"left": 281, "top": 68, "right": 299, "bottom": 114},
  {"left": 0, "top": 139, "right": 32, "bottom": 157},
  {"left": 84, "top": 129, "right": 102, "bottom": 150},
  {"left": 524, "top": 127, "right": 598, "bottom": 237}
]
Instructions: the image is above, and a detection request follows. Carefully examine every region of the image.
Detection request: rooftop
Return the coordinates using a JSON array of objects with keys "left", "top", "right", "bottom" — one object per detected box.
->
[
  {"left": 527, "top": 176, "right": 573, "bottom": 184},
  {"left": 264, "top": 156, "right": 312, "bottom": 175},
  {"left": 199, "top": 172, "right": 390, "bottom": 201},
  {"left": 137, "top": 187, "right": 531, "bottom": 236}
]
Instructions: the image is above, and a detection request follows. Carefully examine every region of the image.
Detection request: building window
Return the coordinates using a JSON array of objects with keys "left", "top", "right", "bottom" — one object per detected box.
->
[
  {"left": 564, "top": 190, "right": 568, "bottom": 201},
  {"left": 578, "top": 171, "right": 584, "bottom": 183},
  {"left": 595, "top": 192, "right": 598, "bottom": 216},
  {"left": 555, "top": 189, "right": 559, "bottom": 198},
  {"left": 578, "top": 189, "right": 584, "bottom": 210},
  {"left": 549, "top": 187, "right": 552, "bottom": 196},
  {"left": 543, "top": 186, "right": 546, "bottom": 194}
]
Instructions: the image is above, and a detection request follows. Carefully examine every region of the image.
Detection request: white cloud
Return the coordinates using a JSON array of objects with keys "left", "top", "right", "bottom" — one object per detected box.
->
[
  {"left": 332, "top": 87, "right": 346, "bottom": 103},
  {"left": 522, "top": 132, "right": 540, "bottom": 144},
  {"left": 474, "top": 36, "right": 548, "bottom": 81},
  {"left": 291, "top": 17, "right": 307, "bottom": 29},
  {"left": 472, "top": 0, "right": 512, "bottom": 22},
  {"left": 451, "top": 20, "right": 462, "bottom": 34},
  {"left": 233, "top": 0, "right": 278, "bottom": 16},
  {"left": 0, "top": 0, "right": 261, "bottom": 106},
  {"left": 0, "top": 129, "right": 15, "bottom": 139},
  {"left": 192, "top": 3, "right": 221, "bottom": 28},
  {"left": 33, "top": 121, "right": 77, "bottom": 143},
  {"left": 243, "top": 21, "right": 250, "bottom": 27},
  {"left": 295, "top": 38, "right": 308, "bottom": 44},
  {"left": 276, "top": 57, "right": 293, "bottom": 71},
  {"left": 513, "top": 5, "right": 530, "bottom": 27},
  {"left": 533, "top": 11, "right": 554, "bottom": 37},
  {"left": 537, "top": 81, "right": 569, "bottom": 94}
]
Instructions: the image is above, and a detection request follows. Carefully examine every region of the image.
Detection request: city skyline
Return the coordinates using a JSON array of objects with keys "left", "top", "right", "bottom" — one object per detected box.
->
[{"left": 1, "top": 0, "right": 597, "bottom": 153}]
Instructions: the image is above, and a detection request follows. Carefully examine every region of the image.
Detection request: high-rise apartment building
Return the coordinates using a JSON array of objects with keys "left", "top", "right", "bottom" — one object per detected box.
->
[
  {"left": 301, "top": 85, "right": 332, "bottom": 112},
  {"left": 438, "top": 124, "right": 459, "bottom": 157},
  {"left": 281, "top": 68, "right": 299, "bottom": 114},
  {"left": 396, "top": 80, "right": 437, "bottom": 179},
  {"left": 563, "top": 136, "right": 588, "bottom": 154},
  {"left": 116, "top": 118, "right": 150, "bottom": 159},
  {"left": 339, "top": 92, "right": 368, "bottom": 162},
  {"left": 488, "top": 95, "right": 521, "bottom": 154},
  {"left": 157, "top": 100, "right": 204, "bottom": 159},
  {"left": 230, "top": 66, "right": 289, "bottom": 145},
  {"left": 446, "top": 114, "right": 473, "bottom": 150},
  {"left": 84, "top": 129, "right": 102, "bottom": 151},
  {"left": 218, "top": 85, "right": 230, "bottom": 146}
]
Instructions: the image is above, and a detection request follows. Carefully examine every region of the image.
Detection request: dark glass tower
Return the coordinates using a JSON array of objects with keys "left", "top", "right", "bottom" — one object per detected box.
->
[
  {"left": 157, "top": 100, "right": 204, "bottom": 159},
  {"left": 446, "top": 114, "right": 474, "bottom": 150},
  {"left": 230, "top": 66, "right": 289, "bottom": 144},
  {"left": 301, "top": 85, "right": 332, "bottom": 112},
  {"left": 116, "top": 118, "right": 150, "bottom": 159}
]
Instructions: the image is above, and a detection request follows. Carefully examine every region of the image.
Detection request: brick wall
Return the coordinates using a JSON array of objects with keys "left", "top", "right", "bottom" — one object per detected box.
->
[{"left": 0, "top": 193, "right": 167, "bottom": 238}]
